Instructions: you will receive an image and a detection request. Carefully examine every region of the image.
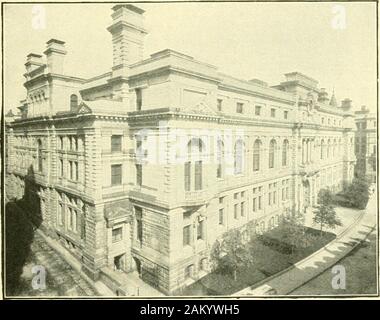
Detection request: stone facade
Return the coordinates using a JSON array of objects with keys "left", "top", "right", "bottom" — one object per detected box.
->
[{"left": 5, "top": 4, "right": 357, "bottom": 295}]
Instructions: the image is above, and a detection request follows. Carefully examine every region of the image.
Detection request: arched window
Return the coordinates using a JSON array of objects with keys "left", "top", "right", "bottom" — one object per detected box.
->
[
  {"left": 37, "top": 139, "right": 43, "bottom": 172},
  {"left": 269, "top": 139, "right": 276, "bottom": 169},
  {"left": 327, "top": 139, "right": 331, "bottom": 158},
  {"left": 234, "top": 139, "right": 244, "bottom": 175},
  {"left": 282, "top": 139, "right": 289, "bottom": 166},
  {"left": 185, "top": 138, "right": 204, "bottom": 191},
  {"left": 338, "top": 139, "right": 341, "bottom": 155},
  {"left": 253, "top": 139, "right": 261, "bottom": 171},
  {"left": 320, "top": 139, "right": 325, "bottom": 159},
  {"left": 70, "top": 94, "right": 78, "bottom": 112},
  {"left": 216, "top": 139, "right": 224, "bottom": 178},
  {"left": 333, "top": 139, "right": 336, "bottom": 156}
]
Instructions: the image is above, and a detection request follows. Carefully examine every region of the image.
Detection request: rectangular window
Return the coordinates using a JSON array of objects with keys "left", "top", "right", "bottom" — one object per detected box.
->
[
  {"left": 184, "top": 161, "right": 191, "bottom": 191},
  {"left": 219, "top": 197, "right": 224, "bottom": 204},
  {"left": 136, "top": 164, "right": 142, "bottom": 186},
  {"left": 111, "top": 135, "right": 122, "bottom": 153},
  {"left": 58, "top": 204, "right": 64, "bottom": 225},
  {"left": 69, "top": 161, "right": 73, "bottom": 180},
  {"left": 217, "top": 163, "right": 222, "bottom": 179},
  {"left": 255, "top": 105, "right": 261, "bottom": 116},
  {"left": 111, "top": 164, "right": 122, "bottom": 186},
  {"left": 70, "top": 161, "right": 79, "bottom": 181},
  {"left": 253, "top": 198, "right": 256, "bottom": 212},
  {"left": 183, "top": 225, "right": 191, "bottom": 246},
  {"left": 197, "top": 220, "right": 204, "bottom": 240},
  {"left": 112, "top": 227, "right": 123, "bottom": 243},
  {"left": 282, "top": 188, "right": 285, "bottom": 201},
  {"left": 136, "top": 219, "right": 143, "bottom": 242},
  {"left": 273, "top": 191, "right": 277, "bottom": 205},
  {"left": 284, "top": 110, "right": 288, "bottom": 119},
  {"left": 219, "top": 208, "right": 224, "bottom": 225},
  {"left": 67, "top": 207, "right": 72, "bottom": 230},
  {"left": 258, "top": 196, "right": 262, "bottom": 210},
  {"left": 241, "top": 202, "right": 245, "bottom": 217},
  {"left": 135, "top": 207, "right": 143, "bottom": 242},
  {"left": 234, "top": 204, "right": 238, "bottom": 219},
  {"left": 241, "top": 191, "right": 245, "bottom": 198},
  {"left": 136, "top": 88, "right": 142, "bottom": 111},
  {"left": 271, "top": 108, "right": 276, "bottom": 118},
  {"left": 217, "top": 99, "right": 223, "bottom": 112},
  {"left": 268, "top": 192, "right": 272, "bottom": 206},
  {"left": 59, "top": 136, "right": 64, "bottom": 149},
  {"left": 60, "top": 159, "right": 64, "bottom": 177},
  {"left": 236, "top": 102, "right": 243, "bottom": 114},
  {"left": 234, "top": 193, "right": 238, "bottom": 200},
  {"left": 194, "top": 161, "right": 202, "bottom": 190},
  {"left": 75, "top": 162, "right": 78, "bottom": 181}
]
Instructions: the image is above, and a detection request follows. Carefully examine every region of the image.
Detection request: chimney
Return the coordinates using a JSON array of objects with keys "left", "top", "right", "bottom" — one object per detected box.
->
[
  {"left": 107, "top": 4, "right": 147, "bottom": 72},
  {"left": 44, "top": 39, "right": 67, "bottom": 74},
  {"left": 341, "top": 98, "right": 352, "bottom": 111},
  {"left": 25, "top": 53, "right": 44, "bottom": 73}
]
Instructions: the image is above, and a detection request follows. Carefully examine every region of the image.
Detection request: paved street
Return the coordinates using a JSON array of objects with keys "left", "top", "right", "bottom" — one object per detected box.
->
[{"left": 5, "top": 201, "right": 99, "bottom": 297}]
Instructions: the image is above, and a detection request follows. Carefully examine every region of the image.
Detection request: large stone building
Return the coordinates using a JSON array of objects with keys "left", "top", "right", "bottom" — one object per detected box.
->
[
  {"left": 354, "top": 106, "right": 377, "bottom": 183},
  {"left": 5, "top": 4, "right": 356, "bottom": 294}
]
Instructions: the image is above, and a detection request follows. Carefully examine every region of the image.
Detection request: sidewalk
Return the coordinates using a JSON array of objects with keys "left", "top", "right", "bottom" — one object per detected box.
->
[
  {"left": 101, "top": 267, "right": 165, "bottom": 296},
  {"left": 36, "top": 229, "right": 114, "bottom": 296},
  {"left": 234, "top": 194, "right": 377, "bottom": 296}
]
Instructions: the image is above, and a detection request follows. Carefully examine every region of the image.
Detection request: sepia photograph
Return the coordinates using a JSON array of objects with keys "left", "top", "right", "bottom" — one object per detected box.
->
[{"left": 1, "top": 0, "right": 378, "bottom": 300}]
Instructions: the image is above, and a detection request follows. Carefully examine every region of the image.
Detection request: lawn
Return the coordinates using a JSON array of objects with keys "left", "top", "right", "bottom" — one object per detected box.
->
[
  {"left": 178, "top": 226, "right": 336, "bottom": 296},
  {"left": 291, "top": 230, "right": 377, "bottom": 295}
]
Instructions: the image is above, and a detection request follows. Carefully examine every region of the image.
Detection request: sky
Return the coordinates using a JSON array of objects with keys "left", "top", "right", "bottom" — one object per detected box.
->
[{"left": 3, "top": 1, "right": 377, "bottom": 114}]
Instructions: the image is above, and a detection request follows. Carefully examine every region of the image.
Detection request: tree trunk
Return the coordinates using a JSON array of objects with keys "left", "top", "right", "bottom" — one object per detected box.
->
[{"left": 233, "top": 269, "right": 237, "bottom": 281}]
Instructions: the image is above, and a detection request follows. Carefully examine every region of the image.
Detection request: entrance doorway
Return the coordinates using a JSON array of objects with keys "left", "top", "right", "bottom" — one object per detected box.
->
[{"left": 114, "top": 254, "right": 125, "bottom": 271}]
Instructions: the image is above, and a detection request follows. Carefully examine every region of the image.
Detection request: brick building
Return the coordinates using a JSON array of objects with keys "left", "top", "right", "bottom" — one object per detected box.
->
[{"left": 5, "top": 4, "right": 356, "bottom": 294}]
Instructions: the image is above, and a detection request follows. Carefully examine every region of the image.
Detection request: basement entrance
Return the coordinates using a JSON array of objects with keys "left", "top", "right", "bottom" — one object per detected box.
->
[{"left": 114, "top": 254, "right": 125, "bottom": 271}]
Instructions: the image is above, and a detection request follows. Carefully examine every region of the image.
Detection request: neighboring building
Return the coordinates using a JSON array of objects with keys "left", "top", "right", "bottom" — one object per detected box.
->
[
  {"left": 354, "top": 106, "right": 377, "bottom": 183},
  {"left": 5, "top": 109, "right": 21, "bottom": 123},
  {"left": 5, "top": 4, "right": 356, "bottom": 294}
]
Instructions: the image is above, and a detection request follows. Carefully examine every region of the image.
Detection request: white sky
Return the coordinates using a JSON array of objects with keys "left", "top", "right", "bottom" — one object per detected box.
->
[{"left": 3, "top": 1, "right": 377, "bottom": 113}]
